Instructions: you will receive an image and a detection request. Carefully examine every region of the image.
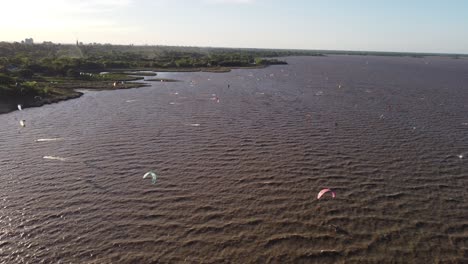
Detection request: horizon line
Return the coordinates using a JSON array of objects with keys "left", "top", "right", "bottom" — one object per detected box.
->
[{"left": 1, "top": 40, "right": 467, "bottom": 56}]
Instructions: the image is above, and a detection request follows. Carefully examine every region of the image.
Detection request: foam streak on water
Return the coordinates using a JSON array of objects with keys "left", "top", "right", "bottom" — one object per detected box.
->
[{"left": 0, "top": 56, "right": 467, "bottom": 263}]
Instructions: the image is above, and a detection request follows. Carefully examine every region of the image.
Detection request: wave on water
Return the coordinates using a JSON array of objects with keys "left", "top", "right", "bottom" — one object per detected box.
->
[
  {"left": 42, "top": 156, "right": 68, "bottom": 161},
  {"left": 36, "top": 138, "right": 64, "bottom": 142}
]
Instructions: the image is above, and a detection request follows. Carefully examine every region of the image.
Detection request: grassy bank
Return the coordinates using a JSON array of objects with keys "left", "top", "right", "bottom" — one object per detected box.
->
[{"left": 0, "top": 72, "right": 149, "bottom": 114}]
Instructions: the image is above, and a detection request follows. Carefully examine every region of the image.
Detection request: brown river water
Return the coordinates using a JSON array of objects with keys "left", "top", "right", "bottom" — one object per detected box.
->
[{"left": 1, "top": 55, "right": 467, "bottom": 263}]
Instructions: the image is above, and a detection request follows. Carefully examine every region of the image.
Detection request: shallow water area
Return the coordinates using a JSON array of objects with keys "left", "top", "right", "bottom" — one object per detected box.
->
[{"left": 1, "top": 55, "right": 467, "bottom": 263}]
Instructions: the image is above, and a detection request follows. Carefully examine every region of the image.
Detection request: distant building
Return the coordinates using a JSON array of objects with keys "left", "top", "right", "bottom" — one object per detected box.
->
[
  {"left": 43, "top": 41, "right": 53, "bottom": 45},
  {"left": 24, "top": 38, "right": 34, "bottom": 45}
]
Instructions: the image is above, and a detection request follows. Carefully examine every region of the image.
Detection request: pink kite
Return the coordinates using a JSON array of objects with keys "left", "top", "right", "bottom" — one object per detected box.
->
[{"left": 317, "top": 188, "right": 336, "bottom": 199}]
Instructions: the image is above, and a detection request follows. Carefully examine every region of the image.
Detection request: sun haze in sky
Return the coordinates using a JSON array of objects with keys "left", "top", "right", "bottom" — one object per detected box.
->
[{"left": 1, "top": 0, "right": 467, "bottom": 53}]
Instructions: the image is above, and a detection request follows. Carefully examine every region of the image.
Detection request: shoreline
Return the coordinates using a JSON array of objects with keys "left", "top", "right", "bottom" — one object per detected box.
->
[
  {"left": 0, "top": 81, "right": 149, "bottom": 115},
  {"left": 0, "top": 92, "right": 84, "bottom": 114},
  {"left": 114, "top": 65, "right": 267, "bottom": 73}
]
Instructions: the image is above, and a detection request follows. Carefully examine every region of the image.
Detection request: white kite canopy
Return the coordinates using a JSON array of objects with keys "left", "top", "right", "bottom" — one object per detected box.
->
[
  {"left": 143, "top": 171, "right": 158, "bottom": 184},
  {"left": 36, "top": 138, "right": 63, "bottom": 142},
  {"left": 43, "top": 156, "right": 67, "bottom": 161},
  {"left": 317, "top": 188, "right": 336, "bottom": 199},
  {"left": 18, "top": 104, "right": 22, "bottom": 111}
]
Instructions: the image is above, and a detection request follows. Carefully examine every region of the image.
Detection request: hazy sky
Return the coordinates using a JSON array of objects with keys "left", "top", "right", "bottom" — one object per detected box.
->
[{"left": 1, "top": 0, "right": 467, "bottom": 53}]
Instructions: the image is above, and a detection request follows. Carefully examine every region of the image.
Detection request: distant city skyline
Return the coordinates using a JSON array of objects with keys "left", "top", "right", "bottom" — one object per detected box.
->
[{"left": 1, "top": 0, "right": 468, "bottom": 54}]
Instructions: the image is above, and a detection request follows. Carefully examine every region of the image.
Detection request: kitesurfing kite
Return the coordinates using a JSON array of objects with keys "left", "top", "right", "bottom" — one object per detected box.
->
[
  {"left": 18, "top": 104, "right": 22, "bottom": 111},
  {"left": 317, "top": 188, "right": 336, "bottom": 199},
  {"left": 36, "top": 138, "right": 63, "bottom": 142},
  {"left": 143, "top": 171, "right": 158, "bottom": 184},
  {"left": 43, "top": 156, "right": 67, "bottom": 161}
]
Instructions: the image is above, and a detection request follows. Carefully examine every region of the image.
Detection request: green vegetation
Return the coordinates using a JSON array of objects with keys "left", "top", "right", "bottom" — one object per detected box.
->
[{"left": 0, "top": 42, "right": 318, "bottom": 80}]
